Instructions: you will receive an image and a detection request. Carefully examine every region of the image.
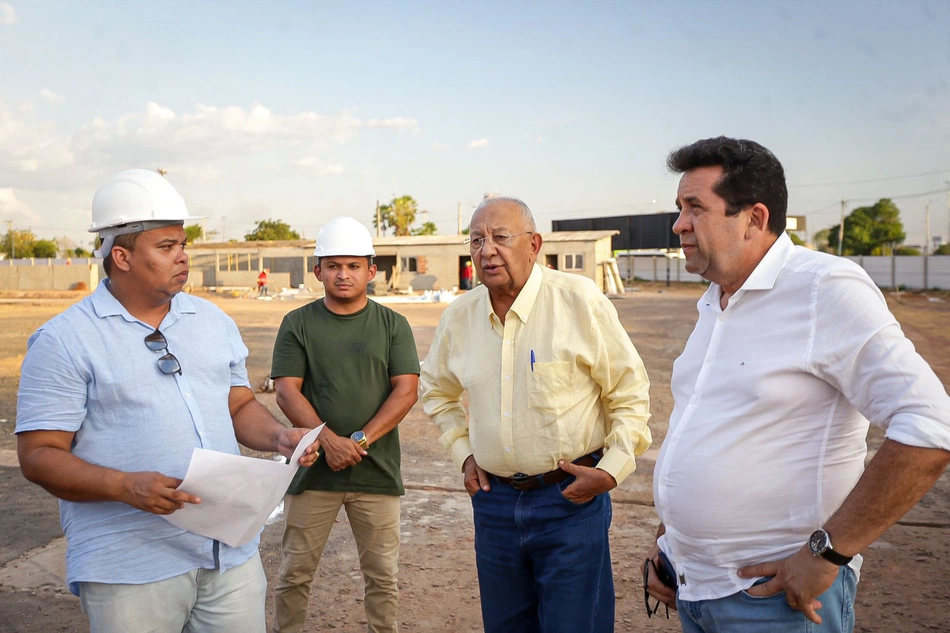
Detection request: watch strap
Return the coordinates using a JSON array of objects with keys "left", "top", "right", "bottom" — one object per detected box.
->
[
  {"left": 819, "top": 547, "right": 853, "bottom": 566},
  {"left": 351, "top": 431, "right": 368, "bottom": 449},
  {"left": 810, "top": 529, "right": 853, "bottom": 566}
]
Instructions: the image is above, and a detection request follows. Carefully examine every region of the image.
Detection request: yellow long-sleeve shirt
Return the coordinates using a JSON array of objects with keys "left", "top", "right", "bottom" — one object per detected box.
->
[{"left": 421, "top": 264, "right": 651, "bottom": 485}]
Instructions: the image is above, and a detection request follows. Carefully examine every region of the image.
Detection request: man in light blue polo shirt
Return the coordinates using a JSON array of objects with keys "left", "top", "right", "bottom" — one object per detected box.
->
[{"left": 15, "top": 169, "right": 319, "bottom": 633}]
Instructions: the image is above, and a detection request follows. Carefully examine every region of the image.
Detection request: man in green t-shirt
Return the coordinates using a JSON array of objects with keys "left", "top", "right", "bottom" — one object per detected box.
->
[{"left": 271, "top": 217, "right": 420, "bottom": 633}]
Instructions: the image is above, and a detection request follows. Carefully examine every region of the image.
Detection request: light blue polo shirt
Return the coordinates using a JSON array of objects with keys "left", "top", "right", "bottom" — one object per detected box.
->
[{"left": 16, "top": 281, "right": 260, "bottom": 595}]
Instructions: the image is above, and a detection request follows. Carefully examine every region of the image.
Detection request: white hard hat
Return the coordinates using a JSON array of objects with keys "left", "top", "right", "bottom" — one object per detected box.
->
[
  {"left": 89, "top": 169, "right": 204, "bottom": 258},
  {"left": 89, "top": 169, "right": 203, "bottom": 233},
  {"left": 313, "top": 217, "right": 376, "bottom": 258}
]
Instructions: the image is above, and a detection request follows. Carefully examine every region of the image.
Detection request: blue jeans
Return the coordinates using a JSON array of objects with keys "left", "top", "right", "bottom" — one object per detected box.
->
[
  {"left": 471, "top": 476, "right": 614, "bottom": 633},
  {"left": 676, "top": 565, "right": 857, "bottom": 633}
]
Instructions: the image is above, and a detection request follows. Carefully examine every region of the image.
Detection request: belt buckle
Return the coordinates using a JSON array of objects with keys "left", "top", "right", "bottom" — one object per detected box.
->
[{"left": 510, "top": 473, "right": 530, "bottom": 486}]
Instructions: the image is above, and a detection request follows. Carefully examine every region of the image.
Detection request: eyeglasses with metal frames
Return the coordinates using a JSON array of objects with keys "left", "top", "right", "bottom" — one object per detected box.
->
[
  {"left": 144, "top": 329, "right": 183, "bottom": 376},
  {"left": 463, "top": 231, "right": 533, "bottom": 251}
]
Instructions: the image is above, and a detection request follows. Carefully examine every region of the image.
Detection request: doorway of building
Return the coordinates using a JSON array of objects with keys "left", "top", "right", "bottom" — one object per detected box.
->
[
  {"left": 374, "top": 255, "right": 397, "bottom": 293},
  {"left": 545, "top": 254, "right": 558, "bottom": 270}
]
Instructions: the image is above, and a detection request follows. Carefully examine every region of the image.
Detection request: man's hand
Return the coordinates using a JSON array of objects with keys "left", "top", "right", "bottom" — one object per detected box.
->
[
  {"left": 319, "top": 427, "right": 367, "bottom": 471},
  {"left": 641, "top": 543, "right": 678, "bottom": 611},
  {"left": 462, "top": 455, "right": 490, "bottom": 496},
  {"left": 558, "top": 460, "right": 616, "bottom": 504},
  {"left": 738, "top": 545, "right": 840, "bottom": 624},
  {"left": 120, "top": 471, "right": 201, "bottom": 515},
  {"left": 277, "top": 427, "right": 321, "bottom": 467}
]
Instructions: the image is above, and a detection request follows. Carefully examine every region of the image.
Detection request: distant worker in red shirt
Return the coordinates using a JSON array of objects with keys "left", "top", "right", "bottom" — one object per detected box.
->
[
  {"left": 460, "top": 260, "right": 474, "bottom": 290},
  {"left": 257, "top": 268, "right": 269, "bottom": 296}
]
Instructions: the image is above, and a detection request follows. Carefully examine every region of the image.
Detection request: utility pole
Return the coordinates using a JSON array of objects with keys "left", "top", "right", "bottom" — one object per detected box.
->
[
  {"left": 946, "top": 181, "right": 950, "bottom": 253},
  {"left": 221, "top": 216, "right": 227, "bottom": 242},
  {"left": 421, "top": 209, "right": 428, "bottom": 226},
  {"left": 924, "top": 200, "right": 931, "bottom": 256},
  {"left": 837, "top": 198, "right": 847, "bottom": 257},
  {"left": 4, "top": 220, "right": 13, "bottom": 260},
  {"left": 376, "top": 200, "right": 381, "bottom": 237}
]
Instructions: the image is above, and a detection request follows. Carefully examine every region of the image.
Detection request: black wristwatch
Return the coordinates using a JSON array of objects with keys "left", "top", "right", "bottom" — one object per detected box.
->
[{"left": 808, "top": 529, "right": 853, "bottom": 566}]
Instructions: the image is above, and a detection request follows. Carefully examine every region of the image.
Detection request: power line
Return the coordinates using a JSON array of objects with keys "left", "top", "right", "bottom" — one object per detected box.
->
[
  {"left": 792, "top": 169, "right": 950, "bottom": 188},
  {"left": 846, "top": 187, "right": 949, "bottom": 204}
]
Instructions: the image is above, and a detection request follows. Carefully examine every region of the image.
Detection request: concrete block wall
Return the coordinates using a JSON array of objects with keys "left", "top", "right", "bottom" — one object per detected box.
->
[
  {"left": 0, "top": 261, "right": 99, "bottom": 291},
  {"left": 212, "top": 271, "right": 291, "bottom": 290},
  {"left": 407, "top": 255, "right": 464, "bottom": 291}
]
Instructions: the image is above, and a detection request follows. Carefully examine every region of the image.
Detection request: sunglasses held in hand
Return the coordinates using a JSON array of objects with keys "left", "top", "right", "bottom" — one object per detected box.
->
[{"left": 643, "top": 551, "right": 677, "bottom": 619}]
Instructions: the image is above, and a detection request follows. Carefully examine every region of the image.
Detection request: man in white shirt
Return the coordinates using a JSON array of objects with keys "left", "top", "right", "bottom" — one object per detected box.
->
[{"left": 644, "top": 136, "right": 950, "bottom": 632}]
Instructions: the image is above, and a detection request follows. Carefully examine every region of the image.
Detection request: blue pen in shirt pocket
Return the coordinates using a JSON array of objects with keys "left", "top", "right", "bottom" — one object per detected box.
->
[{"left": 530, "top": 349, "right": 536, "bottom": 372}]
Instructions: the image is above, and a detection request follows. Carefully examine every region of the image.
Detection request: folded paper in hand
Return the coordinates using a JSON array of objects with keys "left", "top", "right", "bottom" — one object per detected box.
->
[{"left": 163, "top": 425, "right": 323, "bottom": 547}]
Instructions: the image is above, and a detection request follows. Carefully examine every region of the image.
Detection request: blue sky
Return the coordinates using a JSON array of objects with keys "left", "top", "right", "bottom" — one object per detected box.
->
[{"left": 1, "top": 0, "right": 948, "bottom": 250}]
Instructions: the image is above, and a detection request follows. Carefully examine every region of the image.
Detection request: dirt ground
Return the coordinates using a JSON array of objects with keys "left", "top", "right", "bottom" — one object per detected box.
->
[{"left": 0, "top": 283, "right": 948, "bottom": 632}]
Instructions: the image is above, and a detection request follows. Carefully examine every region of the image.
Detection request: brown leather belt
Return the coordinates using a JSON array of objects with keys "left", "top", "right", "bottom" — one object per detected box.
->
[{"left": 491, "top": 449, "right": 605, "bottom": 492}]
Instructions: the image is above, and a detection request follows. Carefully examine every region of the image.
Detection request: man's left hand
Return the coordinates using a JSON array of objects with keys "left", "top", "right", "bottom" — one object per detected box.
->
[
  {"left": 738, "top": 545, "right": 840, "bottom": 624},
  {"left": 276, "top": 427, "right": 321, "bottom": 467},
  {"left": 558, "top": 460, "right": 616, "bottom": 504}
]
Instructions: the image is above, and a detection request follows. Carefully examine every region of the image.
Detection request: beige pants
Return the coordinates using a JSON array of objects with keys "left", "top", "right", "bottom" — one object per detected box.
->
[{"left": 272, "top": 490, "right": 401, "bottom": 633}]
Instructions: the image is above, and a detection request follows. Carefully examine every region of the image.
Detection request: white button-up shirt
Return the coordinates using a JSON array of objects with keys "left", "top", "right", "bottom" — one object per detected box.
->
[{"left": 655, "top": 233, "right": 950, "bottom": 601}]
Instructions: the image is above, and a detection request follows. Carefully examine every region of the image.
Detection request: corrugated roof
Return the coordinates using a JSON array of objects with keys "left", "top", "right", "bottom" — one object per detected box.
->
[
  {"left": 541, "top": 230, "right": 618, "bottom": 242},
  {"left": 374, "top": 230, "right": 617, "bottom": 246},
  {"left": 190, "top": 230, "right": 618, "bottom": 251}
]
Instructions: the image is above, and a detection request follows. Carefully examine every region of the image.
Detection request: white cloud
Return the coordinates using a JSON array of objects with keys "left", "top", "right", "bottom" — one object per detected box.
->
[
  {"left": 365, "top": 117, "right": 420, "bottom": 133},
  {"left": 0, "top": 101, "right": 418, "bottom": 185},
  {"left": 17, "top": 100, "right": 34, "bottom": 113},
  {"left": 0, "top": 108, "right": 76, "bottom": 178},
  {"left": 296, "top": 156, "right": 343, "bottom": 175},
  {"left": 40, "top": 89, "right": 63, "bottom": 104},
  {"left": 468, "top": 138, "right": 489, "bottom": 149},
  {"left": 172, "top": 165, "right": 221, "bottom": 184},
  {"left": 0, "top": 2, "right": 17, "bottom": 26},
  {"left": 0, "top": 188, "right": 31, "bottom": 217},
  {"left": 432, "top": 142, "right": 450, "bottom": 151},
  {"left": 0, "top": 101, "right": 419, "bottom": 243}
]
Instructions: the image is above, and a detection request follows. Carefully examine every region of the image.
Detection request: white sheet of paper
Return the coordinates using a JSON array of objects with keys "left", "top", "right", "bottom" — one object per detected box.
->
[{"left": 163, "top": 425, "right": 322, "bottom": 547}]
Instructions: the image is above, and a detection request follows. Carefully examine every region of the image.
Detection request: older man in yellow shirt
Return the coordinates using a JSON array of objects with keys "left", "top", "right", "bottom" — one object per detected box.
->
[{"left": 421, "top": 196, "right": 652, "bottom": 633}]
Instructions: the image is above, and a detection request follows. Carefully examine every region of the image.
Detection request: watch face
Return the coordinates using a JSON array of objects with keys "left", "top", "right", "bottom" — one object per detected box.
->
[
  {"left": 351, "top": 431, "right": 365, "bottom": 442},
  {"left": 809, "top": 530, "right": 830, "bottom": 555}
]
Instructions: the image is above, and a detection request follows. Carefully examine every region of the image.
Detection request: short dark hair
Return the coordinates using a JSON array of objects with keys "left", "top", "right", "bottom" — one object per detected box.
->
[
  {"left": 667, "top": 137, "right": 788, "bottom": 236},
  {"left": 101, "top": 232, "right": 139, "bottom": 277}
]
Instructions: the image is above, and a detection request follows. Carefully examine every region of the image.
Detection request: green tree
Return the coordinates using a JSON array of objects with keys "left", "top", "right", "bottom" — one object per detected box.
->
[
  {"left": 827, "top": 199, "right": 906, "bottom": 256},
  {"left": 73, "top": 246, "right": 92, "bottom": 257},
  {"left": 244, "top": 219, "right": 301, "bottom": 241},
  {"left": 411, "top": 221, "right": 438, "bottom": 236},
  {"left": 374, "top": 196, "right": 418, "bottom": 236},
  {"left": 33, "top": 239, "right": 59, "bottom": 258},
  {"left": 1, "top": 230, "right": 38, "bottom": 258},
  {"left": 788, "top": 232, "right": 805, "bottom": 247},
  {"left": 812, "top": 228, "right": 832, "bottom": 253},
  {"left": 184, "top": 224, "right": 204, "bottom": 243},
  {"left": 934, "top": 244, "right": 950, "bottom": 256}
]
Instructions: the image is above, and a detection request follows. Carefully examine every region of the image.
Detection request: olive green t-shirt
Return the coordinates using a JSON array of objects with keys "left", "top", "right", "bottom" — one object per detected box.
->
[{"left": 271, "top": 298, "right": 420, "bottom": 495}]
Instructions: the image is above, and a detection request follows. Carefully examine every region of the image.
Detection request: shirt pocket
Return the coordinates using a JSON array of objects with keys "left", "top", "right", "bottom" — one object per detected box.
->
[{"left": 527, "top": 361, "right": 575, "bottom": 417}]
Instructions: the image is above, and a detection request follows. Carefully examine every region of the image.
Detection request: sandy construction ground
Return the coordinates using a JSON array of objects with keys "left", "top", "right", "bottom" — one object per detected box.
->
[{"left": 0, "top": 283, "right": 948, "bottom": 632}]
